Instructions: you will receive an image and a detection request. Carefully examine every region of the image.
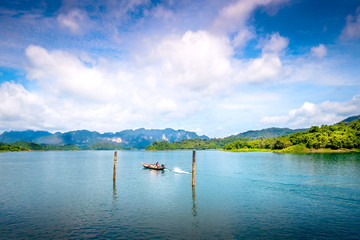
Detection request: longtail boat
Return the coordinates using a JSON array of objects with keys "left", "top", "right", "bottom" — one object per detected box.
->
[{"left": 142, "top": 162, "right": 165, "bottom": 170}]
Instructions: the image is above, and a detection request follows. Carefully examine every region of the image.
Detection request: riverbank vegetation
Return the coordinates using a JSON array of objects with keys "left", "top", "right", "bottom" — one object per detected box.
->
[
  {"left": 86, "top": 142, "right": 128, "bottom": 150},
  {"left": 146, "top": 119, "right": 360, "bottom": 153},
  {"left": 2, "top": 118, "right": 359, "bottom": 153},
  {"left": 0, "top": 141, "right": 80, "bottom": 152},
  {"left": 0, "top": 141, "right": 129, "bottom": 152},
  {"left": 0, "top": 143, "right": 29, "bottom": 152},
  {"left": 224, "top": 119, "right": 360, "bottom": 153},
  {"left": 145, "top": 136, "right": 241, "bottom": 150}
]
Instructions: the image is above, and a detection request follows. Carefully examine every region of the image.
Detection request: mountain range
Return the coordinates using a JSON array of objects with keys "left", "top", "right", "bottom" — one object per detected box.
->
[
  {"left": 0, "top": 127, "right": 306, "bottom": 149},
  {"left": 1, "top": 115, "right": 358, "bottom": 149},
  {"left": 0, "top": 128, "right": 208, "bottom": 149}
]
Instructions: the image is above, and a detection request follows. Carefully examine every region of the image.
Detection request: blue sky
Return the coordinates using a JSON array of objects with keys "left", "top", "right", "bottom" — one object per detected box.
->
[{"left": 0, "top": 0, "right": 360, "bottom": 137}]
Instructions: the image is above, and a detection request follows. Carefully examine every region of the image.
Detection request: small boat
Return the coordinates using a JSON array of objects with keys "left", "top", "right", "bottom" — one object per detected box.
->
[{"left": 142, "top": 162, "right": 165, "bottom": 170}]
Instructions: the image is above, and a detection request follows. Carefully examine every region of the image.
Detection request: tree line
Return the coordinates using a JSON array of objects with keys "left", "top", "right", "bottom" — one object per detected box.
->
[
  {"left": 224, "top": 120, "right": 360, "bottom": 152},
  {"left": 145, "top": 136, "right": 241, "bottom": 150},
  {"left": 146, "top": 119, "right": 360, "bottom": 152},
  {"left": 0, "top": 141, "right": 130, "bottom": 152}
]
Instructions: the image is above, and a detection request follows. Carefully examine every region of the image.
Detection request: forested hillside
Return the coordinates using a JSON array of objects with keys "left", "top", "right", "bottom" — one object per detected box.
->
[
  {"left": 146, "top": 136, "right": 240, "bottom": 150},
  {"left": 145, "top": 127, "right": 307, "bottom": 150},
  {"left": 0, "top": 141, "right": 80, "bottom": 151},
  {"left": 224, "top": 119, "right": 360, "bottom": 152}
]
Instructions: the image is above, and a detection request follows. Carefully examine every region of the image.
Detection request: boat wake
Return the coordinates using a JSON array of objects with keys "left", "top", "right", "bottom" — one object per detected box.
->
[{"left": 173, "top": 167, "right": 191, "bottom": 174}]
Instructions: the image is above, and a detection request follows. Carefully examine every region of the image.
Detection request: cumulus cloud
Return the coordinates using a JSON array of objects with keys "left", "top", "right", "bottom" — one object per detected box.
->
[
  {"left": 0, "top": 81, "right": 48, "bottom": 130},
  {"left": 311, "top": 44, "right": 327, "bottom": 59},
  {"left": 261, "top": 32, "right": 289, "bottom": 54},
  {"left": 143, "top": 30, "right": 288, "bottom": 91},
  {"left": 236, "top": 33, "right": 289, "bottom": 83},
  {"left": 148, "top": 30, "right": 234, "bottom": 94},
  {"left": 18, "top": 30, "right": 289, "bottom": 133},
  {"left": 340, "top": 7, "right": 360, "bottom": 40},
  {"left": 261, "top": 95, "right": 360, "bottom": 127},
  {"left": 19, "top": 43, "right": 210, "bottom": 132},
  {"left": 0, "top": 80, "right": 179, "bottom": 132},
  {"left": 25, "top": 45, "right": 121, "bottom": 102}
]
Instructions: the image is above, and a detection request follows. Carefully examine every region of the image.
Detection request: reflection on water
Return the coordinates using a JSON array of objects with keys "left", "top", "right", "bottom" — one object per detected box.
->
[
  {"left": 192, "top": 185, "right": 197, "bottom": 217},
  {"left": 112, "top": 179, "right": 117, "bottom": 203}
]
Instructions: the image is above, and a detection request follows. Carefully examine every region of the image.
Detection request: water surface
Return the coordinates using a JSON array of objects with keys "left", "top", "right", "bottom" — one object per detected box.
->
[{"left": 1, "top": 151, "right": 359, "bottom": 239}]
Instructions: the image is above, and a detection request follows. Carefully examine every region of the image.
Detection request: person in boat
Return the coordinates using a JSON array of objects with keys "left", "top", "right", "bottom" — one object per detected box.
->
[{"left": 155, "top": 162, "right": 159, "bottom": 168}]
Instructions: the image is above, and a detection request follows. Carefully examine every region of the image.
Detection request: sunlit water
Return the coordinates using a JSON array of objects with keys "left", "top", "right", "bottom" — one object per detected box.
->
[{"left": 1, "top": 150, "right": 359, "bottom": 239}]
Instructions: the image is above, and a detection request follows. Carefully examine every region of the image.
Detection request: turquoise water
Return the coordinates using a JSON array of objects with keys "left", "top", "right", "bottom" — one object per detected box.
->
[{"left": 0, "top": 150, "right": 359, "bottom": 239}]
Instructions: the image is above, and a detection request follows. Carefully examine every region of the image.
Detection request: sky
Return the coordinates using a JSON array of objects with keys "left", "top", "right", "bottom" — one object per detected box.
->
[{"left": 0, "top": 0, "right": 360, "bottom": 137}]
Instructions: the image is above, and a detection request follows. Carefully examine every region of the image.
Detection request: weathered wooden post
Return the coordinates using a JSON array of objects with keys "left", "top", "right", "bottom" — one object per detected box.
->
[
  {"left": 192, "top": 150, "right": 196, "bottom": 187},
  {"left": 113, "top": 151, "right": 117, "bottom": 181}
]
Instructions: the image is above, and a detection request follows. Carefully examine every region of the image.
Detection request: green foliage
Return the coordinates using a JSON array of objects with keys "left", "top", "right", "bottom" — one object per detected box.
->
[
  {"left": 146, "top": 136, "right": 243, "bottom": 150},
  {"left": 0, "top": 142, "right": 29, "bottom": 152},
  {"left": 146, "top": 119, "right": 360, "bottom": 152},
  {"left": 0, "top": 141, "right": 80, "bottom": 151},
  {"left": 86, "top": 142, "right": 127, "bottom": 150},
  {"left": 280, "top": 144, "right": 308, "bottom": 153},
  {"left": 235, "top": 127, "right": 308, "bottom": 139},
  {"left": 224, "top": 119, "right": 360, "bottom": 152}
]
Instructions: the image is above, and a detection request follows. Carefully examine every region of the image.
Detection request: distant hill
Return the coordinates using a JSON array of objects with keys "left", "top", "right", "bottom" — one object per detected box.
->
[
  {"left": 145, "top": 128, "right": 307, "bottom": 151},
  {"left": 340, "top": 115, "right": 360, "bottom": 124},
  {"left": 235, "top": 127, "right": 308, "bottom": 139},
  {"left": 234, "top": 115, "right": 360, "bottom": 139},
  {"left": 0, "top": 130, "right": 52, "bottom": 143},
  {"left": 0, "top": 128, "right": 208, "bottom": 149},
  {"left": 2, "top": 115, "right": 358, "bottom": 150}
]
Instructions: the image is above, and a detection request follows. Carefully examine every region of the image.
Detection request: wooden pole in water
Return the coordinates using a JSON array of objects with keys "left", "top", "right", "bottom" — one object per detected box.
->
[
  {"left": 192, "top": 150, "right": 196, "bottom": 187},
  {"left": 113, "top": 151, "right": 117, "bottom": 181}
]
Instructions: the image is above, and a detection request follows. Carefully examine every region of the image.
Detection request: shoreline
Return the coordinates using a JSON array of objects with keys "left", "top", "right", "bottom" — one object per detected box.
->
[{"left": 227, "top": 148, "right": 360, "bottom": 154}]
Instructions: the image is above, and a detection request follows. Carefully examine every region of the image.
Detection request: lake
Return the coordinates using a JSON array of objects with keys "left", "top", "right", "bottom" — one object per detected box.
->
[{"left": 0, "top": 150, "right": 359, "bottom": 239}]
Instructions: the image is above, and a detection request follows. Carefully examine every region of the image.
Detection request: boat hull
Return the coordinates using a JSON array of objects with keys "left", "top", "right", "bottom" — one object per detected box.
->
[{"left": 142, "top": 162, "right": 165, "bottom": 170}]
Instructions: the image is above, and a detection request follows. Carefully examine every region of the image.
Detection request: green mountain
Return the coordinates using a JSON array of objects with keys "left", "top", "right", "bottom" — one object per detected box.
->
[
  {"left": 146, "top": 115, "right": 360, "bottom": 151},
  {"left": 1, "top": 115, "right": 358, "bottom": 151},
  {"left": 145, "top": 128, "right": 307, "bottom": 151},
  {"left": 0, "top": 128, "right": 208, "bottom": 149},
  {"left": 224, "top": 119, "right": 360, "bottom": 152},
  {"left": 340, "top": 115, "right": 360, "bottom": 124},
  {"left": 0, "top": 130, "right": 52, "bottom": 143},
  {"left": 235, "top": 127, "right": 308, "bottom": 139}
]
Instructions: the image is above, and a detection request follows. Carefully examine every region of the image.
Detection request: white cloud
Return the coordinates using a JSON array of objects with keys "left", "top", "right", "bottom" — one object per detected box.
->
[
  {"left": 21, "top": 43, "right": 209, "bottom": 132},
  {"left": 311, "top": 44, "right": 327, "bottom": 59},
  {"left": 261, "top": 32, "right": 289, "bottom": 54},
  {"left": 212, "top": 0, "right": 287, "bottom": 50},
  {"left": 213, "top": 0, "right": 286, "bottom": 33},
  {"left": 25, "top": 45, "right": 121, "bottom": 102},
  {"left": 0, "top": 80, "right": 162, "bottom": 132},
  {"left": 340, "top": 7, "right": 360, "bottom": 40},
  {"left": 233, "top": 28, "right": 256, "bottom": 48},
  {"left": 245, "top": 54, "right": 282, "bottom": 82},
  {"left": 261, "top": 95, "right": 360, "bottom": 127},
  {"left": 148, "top": 30, "right": 234, "bottom": 94},
  {"left": 236, "top": 33, "right": 288, "bottom": 83},
  {"left": 57, "top": 9, "right": 87, "bottom": 34},
  {"left": 0, "top": 82, "right": 48, "bottom": 130}
]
